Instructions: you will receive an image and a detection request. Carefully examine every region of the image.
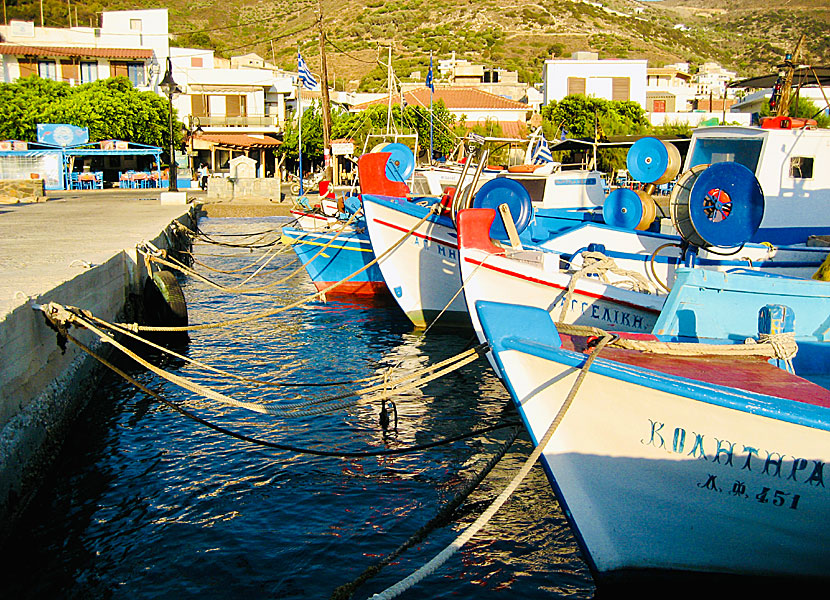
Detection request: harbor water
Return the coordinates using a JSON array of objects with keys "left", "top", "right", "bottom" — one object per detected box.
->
[{"left": 0, "top": 216, "right": 597, "bottom": 599}]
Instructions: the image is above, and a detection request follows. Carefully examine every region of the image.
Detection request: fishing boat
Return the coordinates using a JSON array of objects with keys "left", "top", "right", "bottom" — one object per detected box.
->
[
  {"left": 474, "top": 265, "right": 830, "bottom": 587},
  {"left": 362, "top": 148, "right": 606, "bottom": 329},
  {"left": 280, "top": 219, "right": 386, "bottom": 297},
  {"left": 457, "top": 207, "right": 664, "bottom": 346}
]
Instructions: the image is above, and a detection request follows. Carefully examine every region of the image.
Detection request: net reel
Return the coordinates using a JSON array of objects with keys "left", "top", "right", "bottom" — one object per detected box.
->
[
  {"left": 371, "top": 142, "right": 415, "bottom": 183},
  {"left": 603, "top": 137, "right": 681, "bottom": 231},
  {"left": 668, "top": 162, "right": 764, "bottom": 249}
]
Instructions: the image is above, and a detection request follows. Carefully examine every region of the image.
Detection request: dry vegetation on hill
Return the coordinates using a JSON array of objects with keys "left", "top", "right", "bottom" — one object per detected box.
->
[{"left": 5, "top": 0, "right": 829, "bottom": 90}]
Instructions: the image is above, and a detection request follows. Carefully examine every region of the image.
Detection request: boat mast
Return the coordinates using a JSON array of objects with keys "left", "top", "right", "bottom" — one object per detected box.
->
[
  {"left": 777, "top": 34, "right": 805, "bottom": 117},
  {"left": 317, "top": 0, "right": 332, "bottom": 176},
  {"left": 386, "top": 46, "right": 393, "bottom": 136}
]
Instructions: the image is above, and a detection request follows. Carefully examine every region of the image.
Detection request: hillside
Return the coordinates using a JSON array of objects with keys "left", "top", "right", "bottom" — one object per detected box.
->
[{"left": 4, "top": 0, "right": 830, "bottom": 91}]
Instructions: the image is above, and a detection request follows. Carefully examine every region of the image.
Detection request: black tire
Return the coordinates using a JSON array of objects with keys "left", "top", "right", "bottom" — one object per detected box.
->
[{"left": 145, "top": 270, "right": 188, "bottom": 327}]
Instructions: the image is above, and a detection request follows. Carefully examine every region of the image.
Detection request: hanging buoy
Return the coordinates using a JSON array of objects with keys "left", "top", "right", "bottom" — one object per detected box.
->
[{"left": 143, "top": 270, "right": 188, "bottom": 327}]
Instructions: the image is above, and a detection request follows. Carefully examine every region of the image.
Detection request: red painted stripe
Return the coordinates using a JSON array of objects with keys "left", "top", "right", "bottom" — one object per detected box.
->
[
  {"left": 372, "top": 218, "right": 458, "bottom": 249},
  {"left": 313, "top": 280, "right": 390, "bottom": 297},
  {"left": 464, "top": 256, "right": 661, "bottom": 313},
  {"left": 290, "top": 210, "right": 330, "bottom": 222}
]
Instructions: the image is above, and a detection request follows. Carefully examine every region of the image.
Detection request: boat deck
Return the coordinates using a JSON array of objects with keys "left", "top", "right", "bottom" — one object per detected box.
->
[{"left": 562, "top": 334, "right": 830, "bottom": 408}]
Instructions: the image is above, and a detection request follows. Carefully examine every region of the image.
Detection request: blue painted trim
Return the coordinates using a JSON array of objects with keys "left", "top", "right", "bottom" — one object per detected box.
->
[
  {"left": 362, "top": 194, "right": 455, "bottom": 228},
  {"left": 753, "top": 226, "right": 830, "bottom": 246},
  {"left": 512, "top": 336, "right": 830, "bottom": 431}
]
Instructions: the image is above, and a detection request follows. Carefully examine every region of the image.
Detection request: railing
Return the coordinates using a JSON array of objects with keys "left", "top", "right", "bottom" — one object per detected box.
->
[{"left": 191, "top": 115, "right": 278, "bottom": 128}]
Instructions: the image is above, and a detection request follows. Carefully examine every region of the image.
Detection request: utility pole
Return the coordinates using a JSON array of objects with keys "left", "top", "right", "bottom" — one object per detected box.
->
[
  {"left": 317, "top": 0, "right": 332, "bottom": 177},
  {"left": 777, "top": 34, "right": 805, "bottom": 117}
]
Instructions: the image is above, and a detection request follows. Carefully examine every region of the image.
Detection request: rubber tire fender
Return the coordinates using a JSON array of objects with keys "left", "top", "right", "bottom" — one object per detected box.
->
[{"left": 146, "top": 270, "right": 188, "bottom": 326}]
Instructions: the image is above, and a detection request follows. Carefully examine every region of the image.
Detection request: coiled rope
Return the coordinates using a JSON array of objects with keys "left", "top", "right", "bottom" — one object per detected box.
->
[
  {"left": 559, "top": 250, "right": 655, "bottom": 323},
  {"left": 366, "top": 332, "right": 617, "bottom": 599}
]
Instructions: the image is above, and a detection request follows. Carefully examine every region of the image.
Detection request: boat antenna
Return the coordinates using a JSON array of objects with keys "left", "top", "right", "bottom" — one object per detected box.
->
[
  {"left": 317, "top": 0, "right": 332, "bottom": 179},
  {"left": 774, "top": 34, "right": 805, "bottom": 117}
]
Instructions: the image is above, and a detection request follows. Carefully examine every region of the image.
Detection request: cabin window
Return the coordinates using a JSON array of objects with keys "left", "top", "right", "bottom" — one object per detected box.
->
[
  {"left": 689, "top": 137, "right": 763, "bottom": 173},
  {"left": 790, "top": 156, "right": 814, "bottom": 179},
  {"left": 513, "top": 177, "right": 547, "bottom": 203}
]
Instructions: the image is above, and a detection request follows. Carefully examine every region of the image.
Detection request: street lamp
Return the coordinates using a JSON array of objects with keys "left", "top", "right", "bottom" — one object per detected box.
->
[{"left": 159, "top": 56, "right": 182, "bottom": 192}]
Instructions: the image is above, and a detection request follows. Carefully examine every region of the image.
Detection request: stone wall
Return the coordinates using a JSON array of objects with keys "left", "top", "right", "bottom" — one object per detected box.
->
[
  {"left": 205, "top": 177, "right": 283, "bottom": 202},
  {"left": 0, "top": 179, "right": 46, "bottom": 204}
]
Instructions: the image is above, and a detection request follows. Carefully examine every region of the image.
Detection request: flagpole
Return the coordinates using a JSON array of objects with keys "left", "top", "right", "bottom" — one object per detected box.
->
[
  {"left": 298, "top": 47, "right": 304, "bottom": 197},
  {"left": 429, "top": 52, "right": 434, "bottom": 165}
]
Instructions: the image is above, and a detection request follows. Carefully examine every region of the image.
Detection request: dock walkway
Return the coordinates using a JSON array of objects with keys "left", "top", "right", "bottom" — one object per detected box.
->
[{"left": 0, "top": 189, "right": 199, "bottom": 543}]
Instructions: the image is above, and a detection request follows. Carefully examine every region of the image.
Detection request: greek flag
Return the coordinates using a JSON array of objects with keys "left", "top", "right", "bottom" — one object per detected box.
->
[
  {"left": 298, "top": 51, "right": 317, "bottom": 90},
  {"left": 532, "top": 135, "right": 554, "bottom": 164},
  {"left": 426, "top": 55, "right": 434, "bottom": 92}
]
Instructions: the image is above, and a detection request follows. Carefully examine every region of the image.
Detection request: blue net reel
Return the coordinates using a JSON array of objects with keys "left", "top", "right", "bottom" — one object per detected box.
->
[
  {"left": 380, "top": 143, "right": 415, "bottom": 182},
  {"left": 669, "top": 162, "right": 764, "bottom": 248},
  {"left": 471, "top": 178, "right": 533, "bottom": 240},
  {"left": 627, "top": 137, "right": 682, "bottom": 185},
  {"left": 603, "top": 188, "right": 657, "bottom": 231}
]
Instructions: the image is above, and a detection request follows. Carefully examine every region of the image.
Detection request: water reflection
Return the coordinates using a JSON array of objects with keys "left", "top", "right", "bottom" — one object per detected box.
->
[{"left": 0, "top": 217, "right": 596, "bottom": 599}]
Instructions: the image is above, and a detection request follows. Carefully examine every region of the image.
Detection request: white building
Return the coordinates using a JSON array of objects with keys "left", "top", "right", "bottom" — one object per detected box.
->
[
  {"left": 693, "top": 61, "right": 738, "bottom": 97},
  {"left": 542, "top": 52, "right": 647, "bottom": 107},
  {"left": 0, "top": 9, "right": 168, "bottom": 90}
]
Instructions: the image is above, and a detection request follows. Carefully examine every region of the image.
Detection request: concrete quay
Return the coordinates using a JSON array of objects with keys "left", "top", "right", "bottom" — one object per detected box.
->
[{"left": 0, "top": 189, "right": 198, "bottom": 542}]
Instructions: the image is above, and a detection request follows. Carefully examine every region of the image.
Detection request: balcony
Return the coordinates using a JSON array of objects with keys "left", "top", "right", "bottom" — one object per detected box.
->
[{"left": 190, "top": 115, "right": 278, "bottom": 129}]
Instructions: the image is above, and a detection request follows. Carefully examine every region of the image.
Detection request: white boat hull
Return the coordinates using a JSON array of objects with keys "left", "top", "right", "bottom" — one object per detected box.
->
[
  {"left": 362, "top": 196, "right": 469, "bottom": 328},
  {"left": 498, "top": 347, "right": 830, "bottom": 580},
  {"left": 460, "top": 246, "right": 663, "bottom": 342}
]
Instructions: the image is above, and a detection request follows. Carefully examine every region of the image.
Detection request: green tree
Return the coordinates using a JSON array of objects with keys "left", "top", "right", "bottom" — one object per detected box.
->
[
  {"left": 278, "top": 102, "right": 326, "bottom": 170},
  {"left": 541, "top": 95, "right": 650, "bottom": 172},
  {"left": 0, "top": 76, "right": 180, "bottom": 147}
]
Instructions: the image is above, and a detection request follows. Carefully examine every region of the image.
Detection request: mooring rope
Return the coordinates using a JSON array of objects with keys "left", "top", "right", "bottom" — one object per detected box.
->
[
  {"left": 123, "top": 203, "right": 442, "bottom": 333},
  {"left": 366, "top": 332, "right": 617, "bottom": 599},
  {"left": 140, "top": 212, "right": 360, "bottom": 295},
  {"left": 331, "top": 424, "right": 522, "bottom": 600},
  {"left": 61, "top": 326, "right": 519, "bottom": 458},
  {"left": 39, "top": 302, "right": 488, "bottom": 418}
]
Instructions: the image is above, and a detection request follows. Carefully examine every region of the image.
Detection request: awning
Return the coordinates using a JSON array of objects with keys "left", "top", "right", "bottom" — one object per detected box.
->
[
  {"left": 728, "top": 66, "right": 830, "bottom": 89},
  {"left": 549, "top": 135, "right": 690, "bottom": 154},
  {"left": 193, "top": 133, "right": 282, "bottom": 150},
  {"left": 188, "top": 84, "right": 263, "bottom": 93}
]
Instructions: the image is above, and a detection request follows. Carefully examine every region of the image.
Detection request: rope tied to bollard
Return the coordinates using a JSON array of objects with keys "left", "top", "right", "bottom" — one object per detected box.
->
[{"left": 125, "top": 202, "right": 443, "bottom": 334}]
